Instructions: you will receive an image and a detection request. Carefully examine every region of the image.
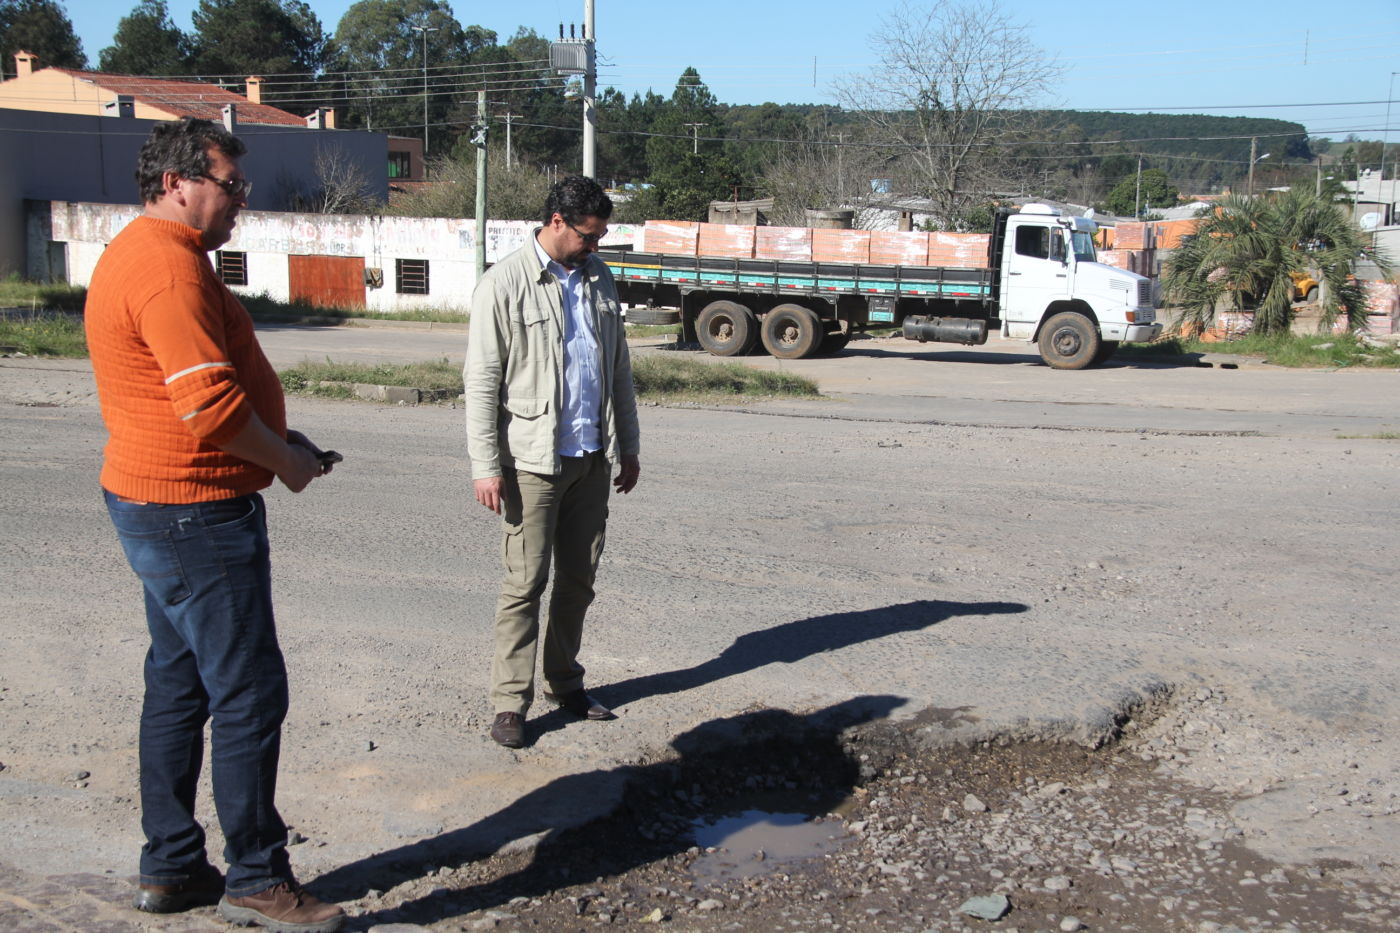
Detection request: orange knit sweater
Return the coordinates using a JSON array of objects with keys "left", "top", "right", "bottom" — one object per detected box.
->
[{"left": 86, "top": 216, "right": 286, "bottom": 504}]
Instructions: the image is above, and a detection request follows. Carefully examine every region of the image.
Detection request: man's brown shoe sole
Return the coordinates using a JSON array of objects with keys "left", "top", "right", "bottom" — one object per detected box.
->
[{"left": 218, "top": 890, "right": 345, "bottom": 933}]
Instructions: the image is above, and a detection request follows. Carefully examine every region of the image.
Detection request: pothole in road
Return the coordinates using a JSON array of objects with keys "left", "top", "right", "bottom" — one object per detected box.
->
[{"left": 354, "top": 700, "right": 1398, "bottom": 932}]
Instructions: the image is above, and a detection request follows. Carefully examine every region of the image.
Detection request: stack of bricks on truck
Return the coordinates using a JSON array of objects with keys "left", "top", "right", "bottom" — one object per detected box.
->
[{"left": 604, "top": 205, "right": 1161, "bottom": 371}]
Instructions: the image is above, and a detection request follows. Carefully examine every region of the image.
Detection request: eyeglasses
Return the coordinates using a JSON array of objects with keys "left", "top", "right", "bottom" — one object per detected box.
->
[
  {"left": 565, "top": 219, "right": 607, "bottom": 245},
  {"left": 201, "top": 174, "right": 253, "bottom": 200}
]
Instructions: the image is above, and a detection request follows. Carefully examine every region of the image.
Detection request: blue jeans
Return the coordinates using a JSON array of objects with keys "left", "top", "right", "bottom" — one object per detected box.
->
[{"left": 104, "top": 490, "right": 291, "bottom": 896}]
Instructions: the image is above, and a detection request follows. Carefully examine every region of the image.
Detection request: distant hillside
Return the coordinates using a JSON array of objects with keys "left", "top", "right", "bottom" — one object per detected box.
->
[
  {"left": 1052, "top": 111, "right": 1311, "bottom": 190},
  {"left": 716, "top": 105, "right": 1311, "bottom": 193}
]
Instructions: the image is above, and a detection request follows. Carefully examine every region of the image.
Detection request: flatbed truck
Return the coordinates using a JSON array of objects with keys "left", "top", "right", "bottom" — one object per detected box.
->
[{"left": 602, "top": 204, "right": 1162, "bottom": 370}]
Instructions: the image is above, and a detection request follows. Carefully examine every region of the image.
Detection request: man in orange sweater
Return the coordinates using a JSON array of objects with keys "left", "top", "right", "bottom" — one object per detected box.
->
[{"left": 86, "top": 117, "right": 344, "bottom": 933}]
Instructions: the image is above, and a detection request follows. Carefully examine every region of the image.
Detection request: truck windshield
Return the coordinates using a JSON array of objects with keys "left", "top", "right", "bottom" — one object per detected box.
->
[{"left": 1071, "top": 231, "right": 1097, "bottom": 263}]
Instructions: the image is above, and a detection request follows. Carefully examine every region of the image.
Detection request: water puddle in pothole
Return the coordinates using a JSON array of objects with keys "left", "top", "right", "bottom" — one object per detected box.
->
[{"left": 688, "top": 810, "right": 849, "bottom": 885}]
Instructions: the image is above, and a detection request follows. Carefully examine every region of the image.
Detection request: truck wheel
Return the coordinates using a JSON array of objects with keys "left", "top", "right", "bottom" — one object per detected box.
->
[
  {"left": 626, "top": 307, "right": 681, "bottom": 325},
  {"left": 1092, "top": 340, "right": 1119, "bottom": 365},
  {"left": 761, "top": 304, "right": 823, "bottom": 359},
  {"left": 1304, "top": 286, "right": 1319, "bottom": 304},
  {"left": 1037, "top": 311, "right": 1101, "bottom": 370},
  {"left": 696, "top": 300, "right": 758, "bottom": 356}
]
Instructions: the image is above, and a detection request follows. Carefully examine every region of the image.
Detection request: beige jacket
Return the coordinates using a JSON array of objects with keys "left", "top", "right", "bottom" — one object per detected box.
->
[{"left": 464, "top": 236, "right": 640, "bottom": 478}]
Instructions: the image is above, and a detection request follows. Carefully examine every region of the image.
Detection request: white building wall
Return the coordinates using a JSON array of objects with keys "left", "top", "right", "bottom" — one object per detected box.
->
[{"left": 34, "top": 201, "right": 640, "bottom": 312}]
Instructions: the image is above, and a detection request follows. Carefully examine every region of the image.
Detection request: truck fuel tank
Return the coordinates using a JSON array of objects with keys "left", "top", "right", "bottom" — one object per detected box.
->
[{"left": 902, "top": 315, "right": 989, "bottom": 346}]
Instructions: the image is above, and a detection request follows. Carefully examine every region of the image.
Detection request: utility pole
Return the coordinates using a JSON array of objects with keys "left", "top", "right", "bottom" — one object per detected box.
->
[
  {"left": 582, "top": 0, "right": 597, "bottom": 178},
  {"left": 834, "top": 132, "right": 845, "bottom": 202},
  {"left": 474, "top": 90, "right": 487, "bottom": 280},
  {"left": 1134, "top": 155, "right": 1142, "bottom": 218},
  {"left": 504, "top": 112, "right": 514, "bottom": 169},
  {"left": 683, "top": 122, "right": 707, "bottom": 155},
  {"left": 410, "top": 23, "right": 439, "bottom": 155}
]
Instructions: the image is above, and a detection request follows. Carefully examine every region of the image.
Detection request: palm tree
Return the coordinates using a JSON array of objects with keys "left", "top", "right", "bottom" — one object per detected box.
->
[{"left": 1162, "top": 186, "right": 1390, "bottom": 336}]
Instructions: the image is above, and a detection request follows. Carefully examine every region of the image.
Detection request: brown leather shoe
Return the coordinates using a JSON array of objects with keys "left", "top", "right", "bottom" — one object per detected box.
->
[
  {"left": 132, "top": 861, "right": 224, "bottom": 913},
  {"left": 545, "top": 688, "right": 617, "bottom": 721},
  {"left": 490, "top": 711, "right": 525, "bottom": 748},
  {"left": 217, "top": 880, "right": 344, "bottom": 933}
]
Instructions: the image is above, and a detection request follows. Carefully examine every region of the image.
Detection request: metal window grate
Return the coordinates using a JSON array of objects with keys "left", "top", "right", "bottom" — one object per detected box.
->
[
  {"left": 216, "top": 251, "right": 247, "bottom": 286},
  {"left": 396, "top": 258, "right": 430, "bottom": 295}
]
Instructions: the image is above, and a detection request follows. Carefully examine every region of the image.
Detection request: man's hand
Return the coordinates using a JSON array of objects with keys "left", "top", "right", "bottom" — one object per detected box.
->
[
  {"left": 474, "top": 476, "right": 504, "bottom": 514},
  {"left": 614, "top": 455, "right": 640, "bottom": 494},
  {"left": 220, "top": 417, "right": 325, "bottom": 492},
  {"left": 278, "top": 443, "right": 322, "bottom": 493},
  {"left": 287, "top": 429, "right": 336, "bottom": 475}
]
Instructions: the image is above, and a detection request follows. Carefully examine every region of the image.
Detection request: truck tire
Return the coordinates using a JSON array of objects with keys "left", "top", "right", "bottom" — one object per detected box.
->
[
  {"left": 696, "top": 300, "right": 757, "bottom": 356},
  {"left": 1037, "top": 311, "right": 1101, "bottom": 370},
  {"left": 625, "top": 307, "right": 681, "bottom": 326},
  {"left": 1092, "top": 340, "right": 1119, "bottom": 365},
  {"left": 1304, "top": 286, "right": 1319, "bottom": 304},
  {"left": 761, "top": 304, "right": 823, "bottom": 360}
]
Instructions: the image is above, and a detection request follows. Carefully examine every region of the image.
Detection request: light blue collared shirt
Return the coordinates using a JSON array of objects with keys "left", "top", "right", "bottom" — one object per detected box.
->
[{"left": 534, "top": 235, "right": 602, "bottom": 456}]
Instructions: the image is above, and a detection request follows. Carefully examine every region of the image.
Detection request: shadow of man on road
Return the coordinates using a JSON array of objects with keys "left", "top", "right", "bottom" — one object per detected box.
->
[
  {"left": 597, "top": 598, "right": 1024, "bottom": 707},
  {"left": 518, "top": 599, "right": 1023, "bottom": 743},
  {"left": 319, "top": 695, "right": 909, "bottom": 928}
]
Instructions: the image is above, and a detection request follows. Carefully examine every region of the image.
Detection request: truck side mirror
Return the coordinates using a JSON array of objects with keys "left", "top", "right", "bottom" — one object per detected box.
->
[{"left": 1050, "top": 234, "right": 1067, "bottom": 264}]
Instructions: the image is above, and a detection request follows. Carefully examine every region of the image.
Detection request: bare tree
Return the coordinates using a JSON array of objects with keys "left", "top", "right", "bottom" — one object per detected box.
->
[
  {"left": 836, "top": 0, "right": 1061, "bottom": 230},
  {"left": 309, "top": 146, "right": 383, "bottom": 215},
  {"left": 760, "top": 131, "right": 889, "bottom": 228}
]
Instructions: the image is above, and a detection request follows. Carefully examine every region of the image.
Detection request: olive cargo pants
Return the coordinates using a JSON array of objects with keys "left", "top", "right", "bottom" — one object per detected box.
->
[{"left": 491, "top": 452, "right": 610, "bottom": 714}]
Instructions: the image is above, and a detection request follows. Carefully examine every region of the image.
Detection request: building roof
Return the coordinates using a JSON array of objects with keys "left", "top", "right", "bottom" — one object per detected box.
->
[{"left": 50, "top": 68, "right": 306, "bottom": 126}]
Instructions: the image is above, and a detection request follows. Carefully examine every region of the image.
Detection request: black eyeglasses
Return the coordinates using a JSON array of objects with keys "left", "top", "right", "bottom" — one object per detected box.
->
[
  {"left": 201, "top": 174, "right": 253, "bottom": 199},
  {"left": 565, "top": 219, "right": 607, "bottom": 245}
]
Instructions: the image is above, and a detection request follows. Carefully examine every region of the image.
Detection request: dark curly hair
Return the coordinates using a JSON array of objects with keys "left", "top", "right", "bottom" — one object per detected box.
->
[
  {"left": 542, "top": 174, "right": 613, "bottom": 226},
  {"left": 135, "top": 117, "right": 247, "bottom": 204}
]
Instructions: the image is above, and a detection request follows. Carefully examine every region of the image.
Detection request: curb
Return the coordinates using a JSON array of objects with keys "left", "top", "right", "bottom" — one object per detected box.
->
[
  {"left": 338, "top": 317, "right": 468, "bottom": 333},
  {"left": 316, "top": 381, "right": 461, "bottom": 405}
]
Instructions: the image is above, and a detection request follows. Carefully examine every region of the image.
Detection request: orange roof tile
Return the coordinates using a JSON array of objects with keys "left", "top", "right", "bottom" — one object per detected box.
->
[{"left": 52, "top": 68, "right": 306, "bottom": 126}]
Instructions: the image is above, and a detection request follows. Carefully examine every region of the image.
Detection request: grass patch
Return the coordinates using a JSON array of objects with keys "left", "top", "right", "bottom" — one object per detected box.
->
[
  {"left": 0, "top": 276, "right": 87, "bottom": 313},
  {"left": 279, "top": 354, "right": 821, "bottom": 404},
  {"left": 625, "top": 323, "right": 681, "bottom": 339},
  {"left": 1336, "top": 432, "right": 1400, "bottom": 440},
  {"left": 1117, "top": 333, "right": 1400, "bottom": 369},
  {"left": 239, "top": 293, "right": 469, "bottom": 325},
  {"left": 0, "top": 311, "right": 88, "bottom": 357},
  {"left": 631, "top": 354, "right": 820, "bottom": 401},
  {"left": 278, "top": 357, "right": 462, "bottom": 398}
]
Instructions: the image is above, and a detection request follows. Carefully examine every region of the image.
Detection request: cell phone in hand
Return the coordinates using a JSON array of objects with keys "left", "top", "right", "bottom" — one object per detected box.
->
[{"left": 318, "top": 450, "right": 343, "bottom": 466}]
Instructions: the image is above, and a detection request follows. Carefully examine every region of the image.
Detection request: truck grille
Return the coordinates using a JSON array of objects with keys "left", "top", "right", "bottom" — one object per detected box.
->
[{"left": 1137, "top": 281, "right": 1152, "bottom": 307}]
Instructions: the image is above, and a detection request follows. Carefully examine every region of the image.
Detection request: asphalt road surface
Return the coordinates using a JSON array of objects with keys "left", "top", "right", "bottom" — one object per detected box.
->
[{"left": 2, "top": 326, "right": 1397, "bottom": 928}]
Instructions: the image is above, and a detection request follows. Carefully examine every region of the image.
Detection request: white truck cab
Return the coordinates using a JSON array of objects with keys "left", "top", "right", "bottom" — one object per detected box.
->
[{"left": 1000, "top": 204, "right": 1163, "bottom": 368}]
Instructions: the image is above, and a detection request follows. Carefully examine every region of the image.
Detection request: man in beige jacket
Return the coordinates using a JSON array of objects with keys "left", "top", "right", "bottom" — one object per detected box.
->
[{"left": 464, "top": 175, "right": 641, "bottom": 749}]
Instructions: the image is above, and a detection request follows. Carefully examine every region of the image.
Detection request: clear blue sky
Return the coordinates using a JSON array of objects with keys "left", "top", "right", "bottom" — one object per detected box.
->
[{"left": 58, "top": 0, "right": 1400, "bottom": 140}]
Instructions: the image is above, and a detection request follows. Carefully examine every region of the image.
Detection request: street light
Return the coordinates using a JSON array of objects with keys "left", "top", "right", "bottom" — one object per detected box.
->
[
  {"left": 1247, "top": 149, "right": 1270, "bottom": 198},
  {"left": 410, "top": 23, "right": 440, "bottom": 158},
  {"left": 1383, "top": 71, "right": 1397, "bottom": 234}
]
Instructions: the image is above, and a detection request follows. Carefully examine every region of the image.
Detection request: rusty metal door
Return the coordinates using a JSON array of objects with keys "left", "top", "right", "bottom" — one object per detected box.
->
[{"left": 288, "top": 255, "right": 365, "bottom": 309}]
